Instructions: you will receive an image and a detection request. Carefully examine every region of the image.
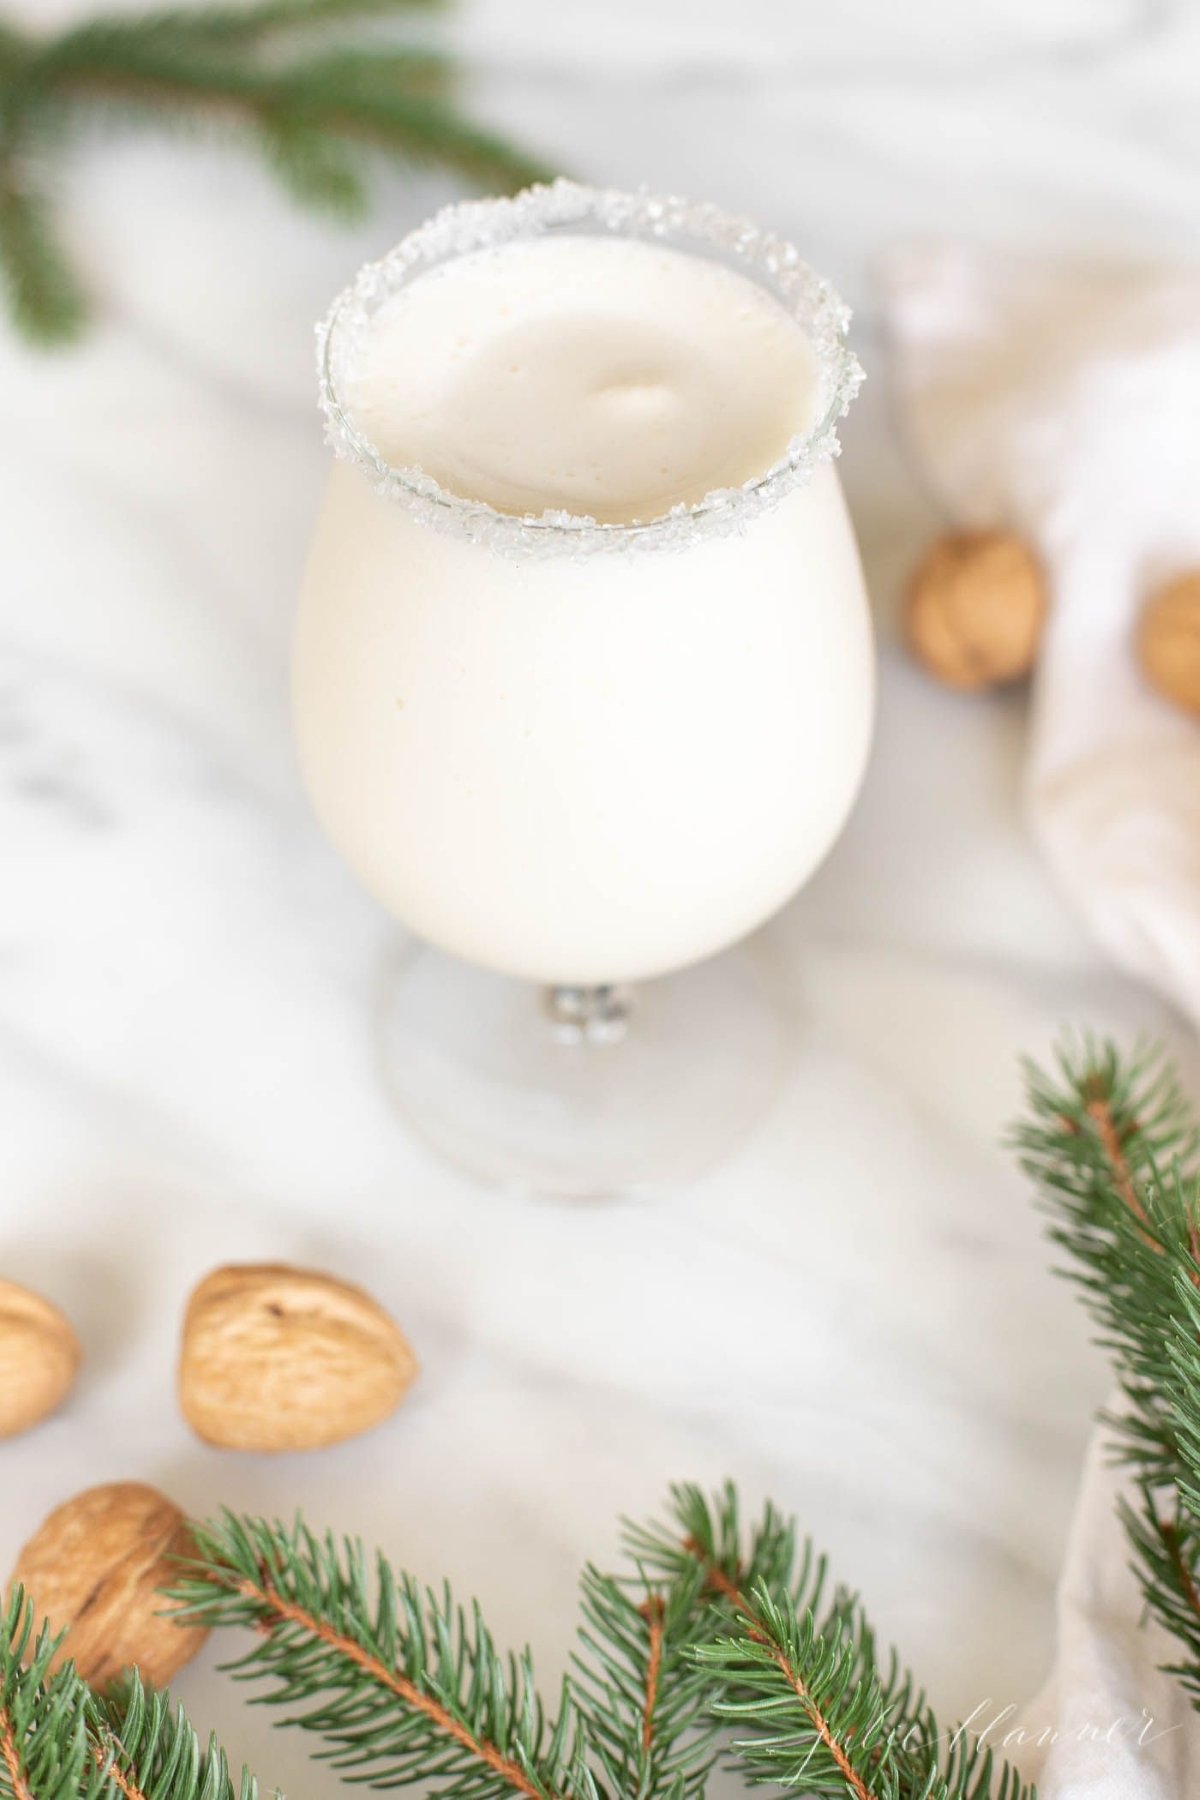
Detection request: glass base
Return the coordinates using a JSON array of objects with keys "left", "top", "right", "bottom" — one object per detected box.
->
[{"left": 376, "top": 943, "right": 793, "bottom": 1199}]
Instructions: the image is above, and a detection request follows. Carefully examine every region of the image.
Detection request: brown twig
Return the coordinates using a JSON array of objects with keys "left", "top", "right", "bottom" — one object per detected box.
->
[
  {"left": 681, "top": 1538, "right": 746, "bottom": 1611},
  {"left": 678, "top": 1538, "right": 879, "bottom": 1800},
  {"left": 767, "top": 1643, "right": 875, "bottom": 1800},
  {"left": 0, "top": 1711, "right": 32, "bottom": 1800},
  {"left": 1081, "top": 1085, "right": 1200, "bottom": 1294},
  {"left": 638, "top": 1597, "right": 665, "bottom": 1757},
  {"left": 1160, "top": 1516, "right": 1200, "bottom": 1624},
  {"left": 1085, "top": 1095, "right": 1150, "bottom": 1228},
  {"left": 94, "top": 1743, "right": 148, "bottom": 1800},
  {"left": 232, "top": 1572, "right": 552, "bottom": 1800}
]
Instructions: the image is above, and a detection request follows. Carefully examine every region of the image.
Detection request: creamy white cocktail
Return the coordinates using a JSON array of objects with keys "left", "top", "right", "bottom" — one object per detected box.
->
[
  {"left": 296, "top": 196, "right": 871, "bottom": 988},
  {"left": 294, "top": 183, "right": 872, "bottom": 1192}
]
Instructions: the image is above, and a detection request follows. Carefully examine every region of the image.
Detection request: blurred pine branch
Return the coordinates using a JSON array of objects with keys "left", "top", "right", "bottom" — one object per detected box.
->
[
  {"left": 1014, "top": 1037, "right": 1200, "bottom": 1707},
  {"left": 0, "top": 0, "right": 554, "bottom": 345}
]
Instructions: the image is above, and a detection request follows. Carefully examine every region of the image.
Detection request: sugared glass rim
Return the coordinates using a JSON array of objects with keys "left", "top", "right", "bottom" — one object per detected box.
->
[{"left": 316, "top": 179, "right": 864, "bottom": 556}]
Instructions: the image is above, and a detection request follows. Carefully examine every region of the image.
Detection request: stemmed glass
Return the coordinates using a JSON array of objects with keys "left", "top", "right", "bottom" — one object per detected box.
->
[{"left": 293, "top": 182, "right": 873, "bottom": 1197}]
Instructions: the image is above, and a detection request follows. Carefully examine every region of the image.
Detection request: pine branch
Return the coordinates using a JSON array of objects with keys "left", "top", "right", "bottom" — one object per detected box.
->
[
  {"left": 0, "top": 157, "right": 85, "bottom": 345},
  {"left": 1014, "top": 1038, "right": 1200, "bottom": 1487},
  {"left": 11, "top": 1482, "right": 1040, "bottom": 1800},
  {"left": 50, "top": 0, "right": 441, "bottom": 58},
  {"left": 257, "top": 112, "right": 369, "bottom": 211},
  {"left": 24, "top": 40, "right": 550, "bottom": 200},
  {"left": 1014, "top": 1035, "right": 1200, "bottom": 1708},
  {"left": 171, "top": 1511, "right": 597, "bottom": 1800},
  {"left": 625, "top": 1482, "right": 896, "bottom": 1735},
  {"left": 0, "top": 1591, "right": 251, "bottom": 1800},
  {"left": 625, "top": 1485, "right": 1034, "bottom": 1800},
  {"left": 569, "top": 1560, "right": 717, "bottom": 1800},
  {"left": 623, "top": 1483, "right": 821, "bottom": 1614},
  {"left": 0, "top": 0, "right": 554, "bottom": 343},
  {"left": 88, "top": 1683, "right": 256, "bottom": 1800},
  {"left": 177, "top": 1495, "right": 987, "bottom": 1800},
  {"left": 0, "top": 1592, "right": 97, "bottom": 1800},
  {"left": 696, "top": 1587, "right": 904, "bottom": 1800},
  {"left": 1121, "top": 1495, "right": 1200, "bottom": 1706},
  {"left": 27, "top": 21, "right": 453, "bottom": 108},
  {"left": 699, "top": 1586, "right": 1033, "bottom": 1800}
]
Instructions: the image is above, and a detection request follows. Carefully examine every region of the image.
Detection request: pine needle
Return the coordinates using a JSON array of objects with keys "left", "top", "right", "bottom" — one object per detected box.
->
[
  {"left": 626, "top": 1484, "right": 1035, "bottom": 1800},
  {"left": 88, "top": 1682, "right": 256, "bottom": 1800},
  {"left": 1014, "top": 1035, "right": 1200, "bottom": 1707},
  {"left": 569, "top": 1560, "right": 718, "bottom": 1800},
  {"left": 171, "top": 1511, "right": 597, "bottom": 1800},
  {"left": 0, "top": 1589, "right": 254, "bottom": 1800},
  {"left": 0, "top": 1590, "right": 95, "bottom": 1800}
]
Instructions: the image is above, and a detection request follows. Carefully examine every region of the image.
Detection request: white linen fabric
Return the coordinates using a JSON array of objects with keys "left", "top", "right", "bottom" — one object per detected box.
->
[
  {"left": 883, "top": 245, "right": 1200, "bottom": 1796},
  {"left": 1015, "top": 1427, "right": 1193, "bottom": 1797}
]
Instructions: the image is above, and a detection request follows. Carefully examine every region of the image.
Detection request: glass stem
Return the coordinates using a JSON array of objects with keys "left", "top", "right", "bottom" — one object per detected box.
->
[{"left": 545, "top": 984, "right": 631, "bottom": 1047}]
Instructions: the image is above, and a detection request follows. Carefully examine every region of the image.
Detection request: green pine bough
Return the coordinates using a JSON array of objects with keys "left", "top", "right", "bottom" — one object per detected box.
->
[
  {"left": 2, "top": 1486, "right": 1035, "bottom": 1800},
  {"left": 3, "top": 1039, "right": 1199, "bottom": 1800},
  {"left": 0, "top": 0, "right": 553, "bottom": 345},
  {"left": 1015, "top": 1037, "right": 1200, "bottom": 1706}
]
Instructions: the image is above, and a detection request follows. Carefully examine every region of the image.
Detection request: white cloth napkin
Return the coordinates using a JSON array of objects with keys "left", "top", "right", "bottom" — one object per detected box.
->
[
  {"left": 882, "top": 247, "right": 1200, "bottom": 1795},
  {"left": 1015, "top": 1428, "right": 1193, "bottom": 1796}
]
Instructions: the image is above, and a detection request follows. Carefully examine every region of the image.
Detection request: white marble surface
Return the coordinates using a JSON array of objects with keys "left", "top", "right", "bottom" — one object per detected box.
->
[{"left": 2, "top": 0, "right": 1200, "bottom": 1784}]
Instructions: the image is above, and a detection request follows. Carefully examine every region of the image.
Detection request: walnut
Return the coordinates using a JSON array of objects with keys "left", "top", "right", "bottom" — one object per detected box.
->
[
  {"left": 0, "top": 1279, "right": 80, "bottom": 1439},
  {"left": 1138, "top": 572, "right": 1200, "bottom": 715},
  {"left": 905, "top": 529, "right": 1046, "bottom": 691},
  {"left": 179, "top": 1263, "right": 418, "bottom": 1451},
  {"left": 9, "top": 1482, "right": 208, "bottom": 1692}
]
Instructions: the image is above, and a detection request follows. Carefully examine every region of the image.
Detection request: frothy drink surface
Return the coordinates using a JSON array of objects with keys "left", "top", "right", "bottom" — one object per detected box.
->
[{"left": 342, "top": 235, "right": 821, "bottom": 525}]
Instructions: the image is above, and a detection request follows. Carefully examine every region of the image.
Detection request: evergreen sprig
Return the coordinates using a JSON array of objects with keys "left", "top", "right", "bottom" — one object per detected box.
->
[
  {"left": 5, "top": 1486, "right": 1038, "bottom": 1800},
  {"left": 0, "top": 1587, "right": 251, "bottom": 1800},
  {"left": 0, "top": 0, "right": 553, "bottom": 345},
  {"left": 0, "top": 164, "right": 85, "bottom": 345},
  {"left": 624, "top": 1482, "right": 842, "bottom": 1623},
  {"left": 5, "top": 1462, "right": 1052, "bottom": 1800},
  {"left": 172, "top": 1511, "right": 597, "bottom": 1800},
  {"left": 0, "top": 1592, "right": 98, "bottom": 1800},
  {"left": 167, "top": 1487, "right": 1037, "bottom": 1800},
  {"left": 1014, "top": 1035, "right": 1200, "bottom": 1706},
  {"left": 625, "top": 1485, "right": 1033, "bottom": 1800},
  {"left": 89, "top": 1681, "right": 255, "bottom": 1800},
  {"left": 569, "top": 1559, "right": 716, "bottom": 1800}
]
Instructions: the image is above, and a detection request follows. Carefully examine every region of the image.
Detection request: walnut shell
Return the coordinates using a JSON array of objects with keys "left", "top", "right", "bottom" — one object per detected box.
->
[
  {"left": 0, "top": 1279, "right": 81, "bottom": 1439},
  {"left": 1138, "top": 572, "right": 1200, "bottom": 716},
  {"left": 9, "top": 1482, "right": 208, "bottom": 1692},
  {"left": 179, "top": 1263, "right": 418, "bottom": 1451},
  {"left": 905, "top": 529, "right": 1047, "bottom": 691}
]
